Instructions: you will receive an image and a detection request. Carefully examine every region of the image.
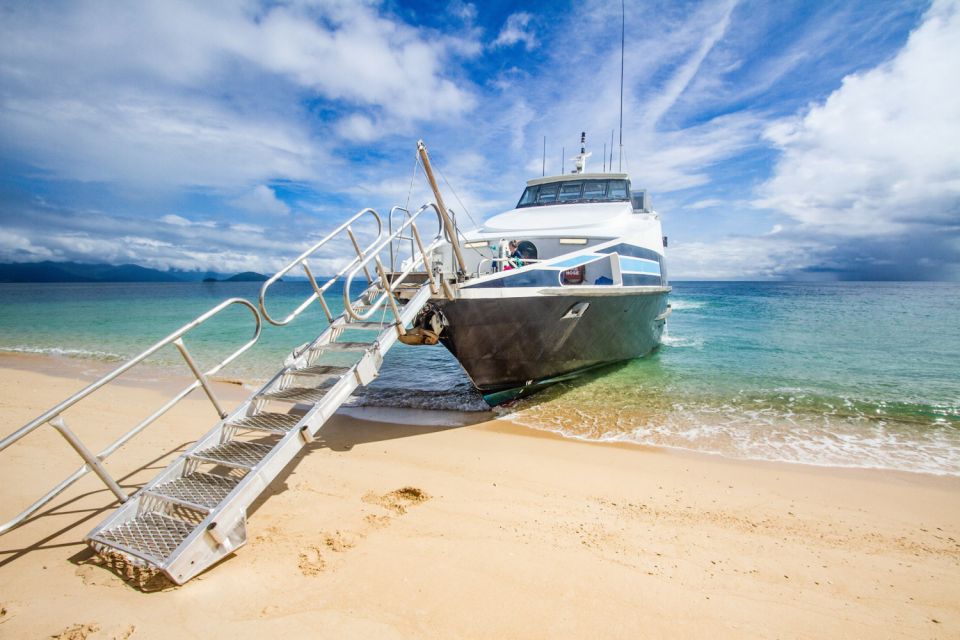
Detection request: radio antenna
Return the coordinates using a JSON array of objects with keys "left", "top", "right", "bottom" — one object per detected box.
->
[
  {"left": 610, "top": 130, "right": 614, "bottom": 172},
  {"left": 542, "top": 136, "right": 546, "bottom": 177},
  {"left": 618, "top": 0, "right": 625, "bottom": 171}
]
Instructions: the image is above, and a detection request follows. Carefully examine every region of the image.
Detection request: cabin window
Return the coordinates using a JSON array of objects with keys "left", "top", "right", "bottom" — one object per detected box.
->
[
  {"left": 536, "top": 183, "right": 559, "bottom": 204},
  {"left": 558, "top": 182, "right": 584, "bottom": 201},
  {"left": 518, "top": 186, "right": 538, "bottom": 206},
  {"left": 582, "top": 181, "right": 607, "bottom": 200},
  {"left": 608, "top": 180, "right": 628, "bottom": 199},
  {"left": 516, "top": 179, "right": 632, "bottom": 208}
]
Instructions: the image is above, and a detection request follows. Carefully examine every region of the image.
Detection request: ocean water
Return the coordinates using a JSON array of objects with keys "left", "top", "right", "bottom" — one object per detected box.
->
[{"left": 1, "top": 281, "right": 958, "bottom": 475}]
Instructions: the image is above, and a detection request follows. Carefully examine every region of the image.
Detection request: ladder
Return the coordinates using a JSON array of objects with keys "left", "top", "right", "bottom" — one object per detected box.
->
[{"left": 0, "top": 202, "right": 451, "bottom": 585}]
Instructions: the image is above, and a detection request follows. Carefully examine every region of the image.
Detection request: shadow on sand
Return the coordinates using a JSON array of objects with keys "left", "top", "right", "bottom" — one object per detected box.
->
[{"left": 0, "top": 407, "right": 491, "bottom": 589}]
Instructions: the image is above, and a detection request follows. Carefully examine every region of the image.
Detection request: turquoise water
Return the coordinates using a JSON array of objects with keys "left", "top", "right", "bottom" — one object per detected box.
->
[{"left": 1, "top": 281, "right": 958, "bottom": 475}]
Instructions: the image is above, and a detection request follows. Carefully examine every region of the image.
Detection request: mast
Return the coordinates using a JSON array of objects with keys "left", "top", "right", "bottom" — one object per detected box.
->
[
  {"left": 416, "top": 140, "right": 466, "bottom": 276},
  {"left": 573, "top": 131, "right": 592, "bottom": 174}
]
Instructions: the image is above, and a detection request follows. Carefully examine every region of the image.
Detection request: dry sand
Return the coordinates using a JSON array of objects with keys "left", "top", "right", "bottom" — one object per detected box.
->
[{"left": 0, "top": 352, "right": 958, "bottom": 639}]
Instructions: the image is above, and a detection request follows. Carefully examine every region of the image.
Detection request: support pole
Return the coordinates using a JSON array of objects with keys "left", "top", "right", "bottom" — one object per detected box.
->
[
  {"left": 50, "top": 417, "right": 128, "bottom": 503},
  {"left": 416, "top": 140, "right": 467, "bottom": 276}
]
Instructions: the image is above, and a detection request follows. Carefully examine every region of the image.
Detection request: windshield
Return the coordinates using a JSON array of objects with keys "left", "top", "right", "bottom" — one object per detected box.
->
[{"left": 517, "top": 179, "right": 631, "bottom": 208}]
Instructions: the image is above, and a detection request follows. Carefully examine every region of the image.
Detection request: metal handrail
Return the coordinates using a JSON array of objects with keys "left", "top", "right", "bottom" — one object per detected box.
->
[
  {"left": 0, "top": 298, "right": 261, "bottom": 536},
  {"left": 343, "top": 203, "right": 446, "bottom": 322},
  {"left": 259, "top": 208, "right": 383, "bottom": 326},
  {"left": 476, "top": 256, "right": 545, "bottom": 275}
]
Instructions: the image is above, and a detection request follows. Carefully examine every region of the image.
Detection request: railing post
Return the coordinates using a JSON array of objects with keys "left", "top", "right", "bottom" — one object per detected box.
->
[
  {"left": 346, "top": 227, "right": 375, "bottom": 284},
  {"left": 301, "top": 261, "right": 334, "bottom": 322},
  {"left": 50, "top": 417, "right": 128, "bottom": 503},
  {"left": 373, "top": 256, "right": 406, "bottom": 335},
  {"left": 174, "top": 338, "right": 228, "bottom": 419},
  {"left": 410, "top": 222, "right": 439, "bottom": 295}
]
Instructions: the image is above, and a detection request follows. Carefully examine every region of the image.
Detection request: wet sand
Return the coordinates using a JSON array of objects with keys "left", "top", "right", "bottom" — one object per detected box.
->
[{"left": 1, "top": 352, "right": 958, "bottom": 639}]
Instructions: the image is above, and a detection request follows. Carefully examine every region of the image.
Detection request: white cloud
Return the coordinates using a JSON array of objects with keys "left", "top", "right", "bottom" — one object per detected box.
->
[
  {"left": 671, "top": 234, "right": 826, "bottom": 280},
  {"left": 756, "top": 0, "right": 960, "bottom": 236},
  {"left": 640, "top": 0, "right": 739, "bottom": 128},
  {"left": 0, "top": 1, "right": 478, "bottom": 190},
  {"left": 337, "top": 114, "right": 379, "bottom": 142},
  {"left": 689, "top": 198, "right": 723, "bottom": 209},
  {"left": 161, "top": 214, "right": 192, "bottom": 226},
  {"left": 230, "top": 185, "right": 291, "bottom": 216},
  {"left": 448, "top": 1, "right": 478, "bottom": 24},
  {"left": 492, "top": 13, "right": 538, "bottom": 51},
  {"left": 0, "top": 229, "right": 56, "bottom": 260}
]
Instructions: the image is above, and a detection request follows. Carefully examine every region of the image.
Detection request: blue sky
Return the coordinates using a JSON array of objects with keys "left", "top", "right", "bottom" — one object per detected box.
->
[{"left": 1, "top": 0, "right": 957, "bottom": 279}]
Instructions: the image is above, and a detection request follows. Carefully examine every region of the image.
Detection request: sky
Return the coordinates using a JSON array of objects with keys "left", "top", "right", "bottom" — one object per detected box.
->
[{"left": 0, "top": 0, "right": 958, "bottom": 280}]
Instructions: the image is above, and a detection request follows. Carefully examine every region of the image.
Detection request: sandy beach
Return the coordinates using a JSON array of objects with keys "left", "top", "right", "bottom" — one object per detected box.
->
[{"left": 1, "top": 352, "right": 958, "bottom": 639}]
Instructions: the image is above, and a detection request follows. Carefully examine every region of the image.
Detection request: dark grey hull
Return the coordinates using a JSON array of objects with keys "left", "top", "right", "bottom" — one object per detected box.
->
[{"left": 431, "top": 289, "right": 670, "bottom": 404}]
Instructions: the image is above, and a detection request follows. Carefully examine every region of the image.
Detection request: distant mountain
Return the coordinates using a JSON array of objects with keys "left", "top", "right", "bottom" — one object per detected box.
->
[
  {"left": 0, "top": 261, "right": 300, "bottom": 283},
  {"left": 224, "top": 271, "right": 269, "bottom": 282},
  {"left": 0, "top": 261, "right": 182, "bottom": 283},
  {"left": 202, "top": 271, "right": 272, "bottom": 283}
]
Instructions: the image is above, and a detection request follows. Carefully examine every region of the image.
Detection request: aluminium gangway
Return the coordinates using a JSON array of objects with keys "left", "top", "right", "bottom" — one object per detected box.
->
[{"left": 0, "top": 202, "right": 452, "bottom": 585}]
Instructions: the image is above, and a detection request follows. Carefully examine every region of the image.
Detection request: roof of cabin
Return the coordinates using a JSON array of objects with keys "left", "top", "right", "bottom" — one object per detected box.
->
[{"left": 525, "top": 173, "right": 629, "bottom": 187}]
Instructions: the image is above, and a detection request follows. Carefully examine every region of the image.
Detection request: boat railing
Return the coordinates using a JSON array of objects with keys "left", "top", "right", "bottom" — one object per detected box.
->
[
  {"left": 388, "top": 205, "right": 417, "bottom": 273},
  {"left": 258, "top": 208, "right": 384, "bottom": 326},
  {"left": 0, "top": 298, "right": 262, "bottom": 536},
  {"left": 343, "top": 202, "right": 450, "bottom": 324},
  {"left": 476, "top": 256, "right": 545, "bottom": 276}
]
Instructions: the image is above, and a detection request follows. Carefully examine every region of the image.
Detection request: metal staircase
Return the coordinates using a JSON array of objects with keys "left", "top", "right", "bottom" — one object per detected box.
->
[{"left": 0, "top": 200, "right": 454, "bottom": 585}]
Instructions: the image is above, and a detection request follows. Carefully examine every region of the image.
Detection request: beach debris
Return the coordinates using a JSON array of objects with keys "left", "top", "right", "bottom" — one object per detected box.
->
[{"left": 49, "top": 622, "right": 100, "bottom": 640}]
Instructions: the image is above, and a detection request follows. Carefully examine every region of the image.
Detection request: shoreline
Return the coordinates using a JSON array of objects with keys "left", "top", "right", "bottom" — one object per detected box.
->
[{"left": 4, "top": 348, "right": 956, "bottom": 483}]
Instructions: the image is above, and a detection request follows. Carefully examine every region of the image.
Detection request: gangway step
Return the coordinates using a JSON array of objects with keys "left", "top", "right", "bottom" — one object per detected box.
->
[
  {"left": 317, "top": 341, "right": 371, "bottom": 352},
  {"left": 188, "top": 441, "right": 273, "bottom": 469},
  {"left": 258, "top": 386, "right": 332, "bottom": 404},
  {"left": 289, "top": 364, "right": 352, "bottom": 378},
  {"left": 147, "top": 472, "right": 240, "bottom": 512},
  {"left": 230, "top": 412, "right": 302, "bottom": 434},
  {"left": 95, "top": 513, "right": 194, "bottom": 565},
  {"left": 342, "top": 320, "right": 394, "bottom": 330}
]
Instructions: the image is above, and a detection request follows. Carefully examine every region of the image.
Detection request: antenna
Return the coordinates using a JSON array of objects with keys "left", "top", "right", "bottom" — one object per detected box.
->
[
  {"left": 603, "top": 142, "right": 606, "bottom": 172},
  {"left": 561, "top": 146, "right": 564, "bottom": 174},
  {"left": 619, "top": 0, "right": 625, "bottom": 171},
  {"left": 610, "top": 130, "right": 614, "bottom": 172},
  {"left": 542, "top": 136, "right": 546, "bottom": 177}
]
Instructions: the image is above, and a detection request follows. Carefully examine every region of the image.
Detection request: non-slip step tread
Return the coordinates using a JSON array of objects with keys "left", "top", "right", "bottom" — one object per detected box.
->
[
  {"left": 340, "top": 320, "right": 395, "bottom": 330},
  {"left": 190, "top": 441, "right": 273, "bottom": 468},
  {"left": 95, "top": 512, "right": 194, "bottom": 564},
  {"left": 316, "top": 341, "right": 372, "bottom": 352},
  {"left": 230, "top": 412, "right": 302, "bottom": 433},
  {"left": 148, "top": 472, "right": 240, "bottom": 510},
  {"left": 290, "top": 364, "right": 352, "bottom": 377},
  {"left": 258, "top": 386, "right": 331, "bottom": 403}
]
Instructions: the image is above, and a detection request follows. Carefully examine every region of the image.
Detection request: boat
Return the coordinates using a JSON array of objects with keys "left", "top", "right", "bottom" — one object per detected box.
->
[{"left": 402, "top": 134, "right": 671, "bottom": 405}]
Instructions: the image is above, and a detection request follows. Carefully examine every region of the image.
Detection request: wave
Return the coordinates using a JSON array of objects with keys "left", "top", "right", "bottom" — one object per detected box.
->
[
  {"left": 661, "top": 333, "right": 704, "bottom": 349},
  {"left": 1, "top": 345, "right": 125, "bottom": 362},
  {"left": 498, "top": 384, "right": 960, "bottom": 477},
  {"left": 668, "top": 299, "right": 705, "bottom": 310}
]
